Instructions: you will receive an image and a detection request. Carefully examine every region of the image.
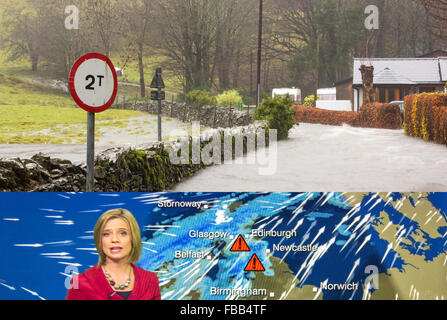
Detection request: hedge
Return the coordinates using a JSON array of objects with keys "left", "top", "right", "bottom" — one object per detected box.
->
[
  {"left": 404, "top": 93, "right": 447, "bottom": 145},
  {"left": 293, "top": 106, "right": 359, "bottom": 126},
  {"left": 358, "top": 103, "right": 401, "bottom": 129},
  {"left": 293, "top": 103, "right": 401, "bottom": 129}
]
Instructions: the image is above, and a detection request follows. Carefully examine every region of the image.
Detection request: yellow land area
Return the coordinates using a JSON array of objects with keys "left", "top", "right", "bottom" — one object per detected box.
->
[
  {"left": 249, "top": 256, "right": 321, "bottom": 300},
  {"left": 345, "top": 193, "right": 447, "bottom": 300}
]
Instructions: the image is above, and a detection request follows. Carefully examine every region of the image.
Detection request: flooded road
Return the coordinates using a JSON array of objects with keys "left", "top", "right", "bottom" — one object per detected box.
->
[
  {"left": 171, "top": 123, "right": 447, "bottom": 192},
  {"left": 2, "top": 122, "right": 447, "bottom": 191}
]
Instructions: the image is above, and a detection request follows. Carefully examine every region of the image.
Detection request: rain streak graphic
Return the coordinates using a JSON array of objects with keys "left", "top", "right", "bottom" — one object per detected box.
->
[{"left": 0, "top": 192, "right": 446, "bottom": 300}]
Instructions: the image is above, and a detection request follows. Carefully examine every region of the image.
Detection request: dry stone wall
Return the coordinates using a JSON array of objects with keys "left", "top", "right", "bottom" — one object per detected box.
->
[
  {"left": 111, "top": 101, "right": 253, "bottom": 128},
  {"left": 0, "top": 122, "right": 268, "bottom": 192}
]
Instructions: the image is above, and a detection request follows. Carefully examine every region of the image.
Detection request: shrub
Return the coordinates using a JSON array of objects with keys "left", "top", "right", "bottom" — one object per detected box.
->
[
  {"left": 185, "top": 90, "right": 217, "bottom": 107},
  {"left": 254, "top": 95, "right": 296, "bottom": 140},
  {"left": 303, "top": 94, "right": 319, "bottom": 107},
  {"left": 216, "top": 90, "right": 243, "bottom": 107}
]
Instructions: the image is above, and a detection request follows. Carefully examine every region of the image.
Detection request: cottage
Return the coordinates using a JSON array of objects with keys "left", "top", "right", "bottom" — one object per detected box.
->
[{"left": 350, "top": 58, "right": 447, "bottom": 111}]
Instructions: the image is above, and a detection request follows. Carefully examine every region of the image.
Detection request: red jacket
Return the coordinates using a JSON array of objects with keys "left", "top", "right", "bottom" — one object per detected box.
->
[{"left": 66, "top": 264, "right": 161, "bottom": 300}]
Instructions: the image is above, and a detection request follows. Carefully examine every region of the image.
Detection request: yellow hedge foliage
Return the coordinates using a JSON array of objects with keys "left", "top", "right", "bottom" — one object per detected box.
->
[{"left": 404, "top": 92, "right": 447, "bottom": 146}]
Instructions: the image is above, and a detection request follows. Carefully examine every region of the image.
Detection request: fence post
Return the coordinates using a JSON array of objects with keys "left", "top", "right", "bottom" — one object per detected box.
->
[
  {"left": 229, "top": 107, "right": 233, "bottom": 127},
  {"left": 213, "top": 106, "right": 217, "bottom": 128}
]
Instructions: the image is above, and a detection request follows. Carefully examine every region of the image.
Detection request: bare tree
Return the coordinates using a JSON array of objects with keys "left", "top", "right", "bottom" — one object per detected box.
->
[
  {"left": 213, "top": 0, "right": 258, "bottom": 91},
  {"left": 418, "top": 0, "right": 447, "bottom": 45},
  {"left": 269, "top": 0, "right": 365, "bottom": 95},
  {"left": 84, "top": 0, "right": 121, "bottom": 57},
  {"left": 150, "top": 0, "right": 259, "bottom": 93},
  {"left": 151, "top": 0, "right": 219, "bottom": 92},
  {"left": 0, "top": 0, "right": 46, "bottom": 72},
  {"left": 37, "top": 0, "right": 99, "bottom": 77},
  {"left": 119, "top": 0, "right": 154, "bottom": 97}
]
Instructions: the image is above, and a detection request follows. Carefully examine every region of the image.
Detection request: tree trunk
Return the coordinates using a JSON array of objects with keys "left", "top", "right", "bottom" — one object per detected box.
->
[
  {"left": 138, "top": 42, "right": 145, "bottom": 98},
  {"left": 360, "top": 65, "right": 375, "bottom": 104},
  {"left": 31, "top": 54, "right": 38, "bottom": 72},
  {"left": 250, "top": 51, "right": 254, "bottom": 99},
  {"left": 233, "top": 49, "right": 240, "bottom": 88},
  {"left": 313, "top": 33, "right": 320, "bottom": 107}
]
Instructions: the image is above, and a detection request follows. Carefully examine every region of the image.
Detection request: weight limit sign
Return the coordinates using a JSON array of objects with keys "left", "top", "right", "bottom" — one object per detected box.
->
[
  {"left": 69, "top": 52, "right": 118, "bottom": 113},
  {"left": 68, "top": 53, "right": 118, "bottom": 192}
]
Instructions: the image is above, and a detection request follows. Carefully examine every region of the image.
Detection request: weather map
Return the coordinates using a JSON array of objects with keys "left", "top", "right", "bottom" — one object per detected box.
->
[{"left": 1, "top": 192, "right": 446, "bottom": 300}]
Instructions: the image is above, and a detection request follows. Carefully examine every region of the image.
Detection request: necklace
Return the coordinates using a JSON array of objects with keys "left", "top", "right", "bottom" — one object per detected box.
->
[{"left": 103, "top": 266, "right": 132, "bottom": 290}]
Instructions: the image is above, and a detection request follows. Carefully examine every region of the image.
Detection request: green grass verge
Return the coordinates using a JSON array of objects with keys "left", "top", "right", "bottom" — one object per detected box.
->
[
  {"left": 0, "top": 75, "right": 73, "bottom": 106},
  {"left": 0, "top": 75, "right": 145, "bottom": 144}
]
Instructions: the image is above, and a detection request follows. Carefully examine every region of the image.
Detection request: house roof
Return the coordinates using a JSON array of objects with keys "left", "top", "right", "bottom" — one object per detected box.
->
[
  {"left": 353, "top": 58, "right": 447, "bottom": 85},
  {"left": 374, "top": 67, "right": 415, "bottom": 85}
]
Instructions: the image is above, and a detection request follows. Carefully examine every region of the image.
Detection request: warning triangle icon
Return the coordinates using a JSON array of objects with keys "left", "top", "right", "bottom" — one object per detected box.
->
[
  {"left": 230, "top": 235, "right": 250, "bottom": 252},
  {"left": 244, "top": 254, "right": 265, "bottom": 272}
]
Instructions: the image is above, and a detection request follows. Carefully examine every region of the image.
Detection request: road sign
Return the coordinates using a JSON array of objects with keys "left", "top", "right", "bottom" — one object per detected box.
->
[
  {"left": 150, "top": 67, "right": 165, "bottom": 89},
  {"left": 230, "top": 235, "right": 250, "bottom": 252},
  {"left": 69, "top": 52, "right": 118, "bottom": 113},
  {"left": 244, "top": 254, "right": 265, "bottom": 272},
  {"left": 68, "top": 53, "right": 118, "bottom": 192},
  {"left": 150, "top": 67, "right": 165, "bottom": 142},
  {"left": 151, "top": 90, "right": 165, "bottom": 101}
]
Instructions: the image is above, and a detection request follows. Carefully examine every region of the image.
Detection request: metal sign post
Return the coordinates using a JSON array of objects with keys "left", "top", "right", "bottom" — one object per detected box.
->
[
  {"left": 86, "top": 112, "right": 95, "bottom": 191},
  {"left": 158, "top": 88, "right": 162, "bottom": 142},
  {"left": 150, "top": 67, "right": 166, "bottom": 142},
  {"left": 68, "top": 53, "right": 118, "bottom": 192}
]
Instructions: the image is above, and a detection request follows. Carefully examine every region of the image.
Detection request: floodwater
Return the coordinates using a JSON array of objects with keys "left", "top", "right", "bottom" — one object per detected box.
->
[
  {"left": 2, "top": 121, "right": 447, "bottom": 191},
  {"left": 171, "top": 123, "right": 447, "bottom": 192}
]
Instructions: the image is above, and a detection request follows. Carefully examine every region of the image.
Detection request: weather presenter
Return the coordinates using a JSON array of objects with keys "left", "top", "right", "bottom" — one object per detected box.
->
[{"left": 66, "top": 208, "right": 161, "bottom": 300}]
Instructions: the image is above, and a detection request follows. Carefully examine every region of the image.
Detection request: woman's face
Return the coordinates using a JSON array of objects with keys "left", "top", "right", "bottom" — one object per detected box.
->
[{"left": 101, "top": 217, "right": 132, "bottom": 263}]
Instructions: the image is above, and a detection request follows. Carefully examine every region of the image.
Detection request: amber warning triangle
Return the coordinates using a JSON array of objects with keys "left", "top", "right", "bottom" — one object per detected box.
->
[
  {"left": 244, "top": 254, "right": 265, "bottom": 272},
  {"left": 230, "top": 235, "right": 250, "bottom": 252}
]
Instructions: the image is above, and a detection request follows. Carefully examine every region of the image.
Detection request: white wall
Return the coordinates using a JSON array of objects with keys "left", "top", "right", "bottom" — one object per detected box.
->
[
  {"left": 353, "top": 88, "right": 363, "bottom": 111},
  {"left": 316, "top": 100, "right": 353, "bottom": 111}
]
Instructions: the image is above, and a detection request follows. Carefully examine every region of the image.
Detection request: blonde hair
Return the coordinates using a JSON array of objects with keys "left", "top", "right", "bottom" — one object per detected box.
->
[{"left": 93, "top": 208, "right": 142, "bottom": 265}]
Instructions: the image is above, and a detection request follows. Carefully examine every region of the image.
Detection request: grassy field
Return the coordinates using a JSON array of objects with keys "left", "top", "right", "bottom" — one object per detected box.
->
[
  {"left": 0, "top": 75, "right": 146, "bottom": 144},
  {"left": 112, "top": 53, "right": 182, "bottom": 92}
]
